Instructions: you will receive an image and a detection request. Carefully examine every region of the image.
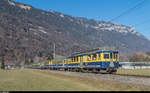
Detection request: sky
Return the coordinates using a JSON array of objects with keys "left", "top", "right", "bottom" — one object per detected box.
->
[{"left": 13, "top": 0, "right": 150, "bottom": 40}]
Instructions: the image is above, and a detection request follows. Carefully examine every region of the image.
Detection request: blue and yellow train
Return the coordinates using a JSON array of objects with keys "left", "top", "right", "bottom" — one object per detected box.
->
[{"left": 25, "top": 48, "right": 119, "bottom": 74}]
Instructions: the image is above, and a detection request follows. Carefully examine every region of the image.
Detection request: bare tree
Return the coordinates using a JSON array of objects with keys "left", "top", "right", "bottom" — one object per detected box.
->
[
  {"left": 0, "top": 37, "right": 7, "bottom": 69},
  {"left": 129, "top": 52, "right": 150, "bottom": 62}
]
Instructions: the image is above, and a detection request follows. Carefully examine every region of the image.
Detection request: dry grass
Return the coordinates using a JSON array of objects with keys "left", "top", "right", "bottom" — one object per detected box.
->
[
  {"left": 0, "top": 69, "right": 149, "bottom": 91},
  {"left": 117, "top": 69, "right": 150, "bottom": 76}
]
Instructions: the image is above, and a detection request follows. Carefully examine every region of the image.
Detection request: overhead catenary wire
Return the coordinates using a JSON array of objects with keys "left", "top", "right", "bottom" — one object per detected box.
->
[
  {"left": 132, "top": 19, "right": 150, "bottom": 27},
  {"left": 137, "top": 26, "right": 150, "bottom": 31},
  {"left": 109, "top": 0, "right": 147, "bottom": 22}
]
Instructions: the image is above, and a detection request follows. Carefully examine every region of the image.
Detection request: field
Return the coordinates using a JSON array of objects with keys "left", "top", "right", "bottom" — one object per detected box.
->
[
  {"left": 0, "top": 69, "right": 150, "bottom": 91},
  {"left": 117, "top": 69, "right": 150, "bottom": 76}
]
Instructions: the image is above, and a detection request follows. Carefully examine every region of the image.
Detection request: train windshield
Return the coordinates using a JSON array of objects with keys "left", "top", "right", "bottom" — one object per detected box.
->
[
  {"left": 104, "top": 52, "right": 119, "bottom": 59},
  {"left": 113, "top": 52, "right": 119, "bottom": 59}
]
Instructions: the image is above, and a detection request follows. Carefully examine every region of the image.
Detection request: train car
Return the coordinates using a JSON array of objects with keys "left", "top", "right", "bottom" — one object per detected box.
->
[
  {"left": 31, "top": 63, "right": 40, "bottom": 69},
  {"left": 24, "top": 62, "right": 42, "bottom": 69},
  {"left": 42, "top": 60, "right": 50, "bottom": 69},
  {"left": 63, "top": 48, "right": 119, "bottom": 73},
  {"left": 49, "top": 57, "right": 65, "bottom": 70},
  {"left": 24, "top": 65, "right": 32, "bottom": 69},
  {"left": 25, "top": 48, "right": 119, "bottom": 74}
]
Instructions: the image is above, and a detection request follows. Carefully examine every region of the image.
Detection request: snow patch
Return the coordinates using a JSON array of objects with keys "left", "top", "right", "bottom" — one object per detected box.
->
[
  {"left": 39, "top": 29, "right": 47, "bottom": 34},
  {"left": 94, "top": 23, "right": 141, "bottom": 36},
  {"left": 29, "top": 28, "right": 36, "bottom": 31},
  {"left": 8, "top": 0, "right": 15, "bottom": 6},
  {"left": 8, "top": 0, "right": 31, "bottom": 10},
  {"left": 60, "top": 14, "right": 64, "bottom": 18},
  {"left": 34, "top": 32, "right": 38, "bottom": 35},
  {"left": 54, "top": 30, "right": 62, "bottom": 34},
  {"left": 50, "top": 10, "right": 55, "bottom": 13},
  {"left": 18, "top": 4, "right": 31, "bottom": 10},
  {"left": 38, "top": 26, "right": 44, "bottom": 29},
  {"left": 112, "top": 22, "right": 122, "bottom": 26},
  {"left": 38, "top": 26, "right": 47, "bottom": 34}
]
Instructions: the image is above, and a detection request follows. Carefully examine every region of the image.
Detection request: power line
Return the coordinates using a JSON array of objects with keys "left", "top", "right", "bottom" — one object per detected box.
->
[
  {"left": 138, "top": 27, "right": 150, "bottom": 31},
  {"left": 131, "top": 19, "right": 150, "bottom": 31},
  {"left": 109, "top": 0, "right": 147, "bottom": 22},
  {"left": 132, "top": 19, "right": 150, "bottom": 27}
]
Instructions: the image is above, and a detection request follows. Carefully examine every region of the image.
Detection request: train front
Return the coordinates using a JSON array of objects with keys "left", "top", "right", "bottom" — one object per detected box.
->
[{"left": 102, "top": 50, "right": 119, "bottom": 73}]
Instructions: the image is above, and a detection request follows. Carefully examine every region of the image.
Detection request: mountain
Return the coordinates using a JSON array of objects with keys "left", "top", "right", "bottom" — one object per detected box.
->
[{"left": 0, "top": 0, "right": 150, "bottom": 65}]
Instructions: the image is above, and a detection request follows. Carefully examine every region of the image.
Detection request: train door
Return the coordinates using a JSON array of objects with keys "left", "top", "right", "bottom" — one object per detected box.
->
[
  {"left": 80, "top": 56, "right": 83, "bottom": 68},
  {"left": 110, "top": 52, "right": 114, "bottom": 67},
  {"left": 63, "top": 59, "right": 65, "bottom": 68}
]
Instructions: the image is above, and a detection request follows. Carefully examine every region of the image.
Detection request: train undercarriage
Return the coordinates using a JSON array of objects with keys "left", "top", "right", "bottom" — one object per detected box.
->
[{"left": 40, "top": 66, "right": 117, "bottom": 74}]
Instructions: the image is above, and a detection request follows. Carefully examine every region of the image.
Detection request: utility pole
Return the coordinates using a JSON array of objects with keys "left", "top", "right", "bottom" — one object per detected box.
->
[{"left": 53, "top": 43, "right": 55, "bottom": 59}]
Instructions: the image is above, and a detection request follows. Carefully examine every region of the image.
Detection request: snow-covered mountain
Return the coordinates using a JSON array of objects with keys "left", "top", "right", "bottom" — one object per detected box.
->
[{"left": 0, "top": 0, "right": 150, "bottom": 65}]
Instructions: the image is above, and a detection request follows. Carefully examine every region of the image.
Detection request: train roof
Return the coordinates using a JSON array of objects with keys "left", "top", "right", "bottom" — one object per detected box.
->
[
  {"left": 66, "top": 48, "right": 119, "bottom": 58},
  {"left": 52, "top": 57, "right": 66, "bottom": 61},
  {"left": 30, "top": 48, "right": 119, "bottom": 63}
]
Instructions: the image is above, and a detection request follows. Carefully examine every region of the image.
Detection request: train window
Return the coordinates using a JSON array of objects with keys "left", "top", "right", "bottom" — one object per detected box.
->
[
  {"left": 65, "top": 59, "right": 67, "bottom": 63},
  {"left": 77, "top": 57, "right": 78, "bottom": 62},
  {"left": 73, "top": 58, "right": 74, "bottom": 62},
  {"left": 87, "top": 55, "right": 91, "bottom": 61},
  {"left": 116, "top": 54, "right": 118, "bottom": 59},
  {"left": 63, "top": 60, "right": 65, "bottom": 63},
  {"left": 84, "top": 56, "right": 86, "bottom": 61},
  {"left": 68, "top": 58, "right": 71, "bottom": 62},
  {"left": 114, "top": 53, "right": 118, "bottom": 59},
  {"left": 73, "top": 57, "right": 75, "bottom": 62},
  {"left": 104, "top": 54, "right": 110, "bottom": 59},
  {"left": 93, "top": 54, "right": 97, "bottom": 60},
  {"left": 75, "top": 57, "right": 77, "bottom": 62},
  {"left": 110, "top": 53, "right": 113, "bottom": 59},
  {"left": 80, "top": 56, "right": 83, "bottom": 61},
  {"left": 97, "top": 53, "right": 101, "bottom": 60}
]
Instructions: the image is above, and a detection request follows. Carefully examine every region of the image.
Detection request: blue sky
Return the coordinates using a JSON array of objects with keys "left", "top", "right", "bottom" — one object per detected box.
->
[{"left": 13, "top": 0, "right": 150, "bottom": 40}]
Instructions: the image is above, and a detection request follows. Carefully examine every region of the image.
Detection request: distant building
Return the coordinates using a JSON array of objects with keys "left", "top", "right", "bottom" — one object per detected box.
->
[
  {"left": 4, "top": 64, "right": 15, "bottom": 70},
  {"left": 119, "top": 62, "right": 150, "bottom": 69}
]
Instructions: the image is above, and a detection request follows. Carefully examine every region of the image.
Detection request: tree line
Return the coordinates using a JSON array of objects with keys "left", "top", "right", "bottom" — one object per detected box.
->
[{"left": 120, "top": 52, "right": 150, "bottom": 62}]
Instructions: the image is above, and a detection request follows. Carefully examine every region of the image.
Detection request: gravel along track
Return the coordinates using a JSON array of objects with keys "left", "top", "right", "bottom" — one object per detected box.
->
[{"left": 42, "top": 70, "right": 150, "bottom": 86}]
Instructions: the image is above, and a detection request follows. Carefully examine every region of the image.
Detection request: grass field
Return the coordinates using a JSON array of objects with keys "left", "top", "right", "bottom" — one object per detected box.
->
[
  {"left": 117, "top": 69, "right": 150, "bottom": 76},
  {"left": 0, "top": 69, "right": 150, "bottom": 91}
]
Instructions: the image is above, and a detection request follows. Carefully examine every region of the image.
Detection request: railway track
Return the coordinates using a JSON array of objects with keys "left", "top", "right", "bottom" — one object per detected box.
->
[
  {"left": 113, "top": 73, "right": 150, "bottom": 78},
  {"left": 40, "top": 68, "right": 150, "bottom": 78},
  {"left": 38, "top": 69, "right": 150, "bottom": 86},
  {"left": 78, "top": 69, "right": 150, "bottom": 78}
]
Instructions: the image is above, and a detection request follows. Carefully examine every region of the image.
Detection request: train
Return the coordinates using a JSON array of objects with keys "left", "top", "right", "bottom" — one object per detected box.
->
[{"left": 25, "top": 48, "right": 120, "bottom": 74}]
